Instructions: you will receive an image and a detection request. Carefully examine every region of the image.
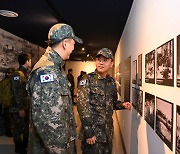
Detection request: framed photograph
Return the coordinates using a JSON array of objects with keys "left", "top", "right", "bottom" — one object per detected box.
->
[
  {"left": 176, "top": 105, "right": 180, "bottom": 154},
  {"left": 138, "top": 54, "right": 142, "bottom": 86},
  {"left": 156, "top": 97, "right": 173, "bottom": 150},
  {"left": 132, "top": 87, "right": 138, "bottom": 109},
  {"left": 132, "top": 60, "right": 137, "bottom": 84},
  {"left": 145, "top": 50, "right": 155, "bottom": 84},
  {"left": 144, "top": 92, "right": 155, "bottom": 129},
  {"left": 132, "top": 88, "right": 143, "bottom": 116},
  {"left": 124, "top": 56, "right": 131, "bottom": 102},
  {"left": 177, "top": 35, "right": 180, "bottom": 87},
  {"left": 119, "top": 63, "right": 122, "bottom": 85},
  {"left": 156, "top": 39, "right": 174, "bottom": 86}
]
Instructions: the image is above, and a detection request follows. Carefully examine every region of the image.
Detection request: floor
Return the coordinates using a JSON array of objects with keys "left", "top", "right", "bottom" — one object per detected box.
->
[{"left": 0, "top": 106, "right": 125, "bottom": 154}]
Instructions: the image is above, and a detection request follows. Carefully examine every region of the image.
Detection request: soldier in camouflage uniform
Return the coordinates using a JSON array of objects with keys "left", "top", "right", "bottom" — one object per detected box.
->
[
  {"left": 11, "top": 53, "right": 32, "bottom": 154},
  {"left": 28, "top": 23, "right": 83, "bottom": 154},
  {"left": 77, "top": 48, "right": 131, "bottom": 154}
]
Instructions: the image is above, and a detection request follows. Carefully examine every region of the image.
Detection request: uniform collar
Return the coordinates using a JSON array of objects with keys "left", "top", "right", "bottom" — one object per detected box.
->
[
  {"left": 18, "top": 65, "right": 28, "bottom": 74},
  {"left": 94, "top": 69, "right": 111, "bottom": 80},
  {"left": 48, "top": 48, "right": 65, "bottom": 67}
]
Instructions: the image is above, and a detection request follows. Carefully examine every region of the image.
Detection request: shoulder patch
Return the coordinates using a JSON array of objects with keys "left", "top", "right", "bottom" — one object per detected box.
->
[
  {"left": 79, "top": 79, "right": 87, "bottom": 86},
  {"left": 13, "top": 76, "right": 20, "bottom": 80},
  {"left": 40, "top": 74, "right": 54, "bottom": 83}
]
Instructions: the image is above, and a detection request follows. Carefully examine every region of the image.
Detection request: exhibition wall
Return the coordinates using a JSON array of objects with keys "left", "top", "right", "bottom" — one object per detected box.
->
[
  {"left": 0, "top": 28, "right": 45, "bottom": 80},
  {"left": 115, "top": 0, "right": 180, "bottom": 154}
]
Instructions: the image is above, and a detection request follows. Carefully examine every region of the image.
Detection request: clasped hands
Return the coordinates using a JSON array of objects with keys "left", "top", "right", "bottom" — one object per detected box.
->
[{"left": 86, "top": 136, "right": 96, "bottom": 145}]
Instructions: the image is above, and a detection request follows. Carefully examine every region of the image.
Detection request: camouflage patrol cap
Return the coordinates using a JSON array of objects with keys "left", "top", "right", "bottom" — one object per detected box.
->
[
  {"left": 96, "top": 48, "right": 114, "bottom": 59},
  {"left": 48, "top": 23, "right": 83, "bottom": 45}
]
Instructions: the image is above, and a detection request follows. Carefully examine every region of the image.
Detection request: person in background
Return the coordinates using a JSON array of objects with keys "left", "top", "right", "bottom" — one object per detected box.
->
[
  {"left": 77, "top": 71, "right": 86, "bottom": 88},
  {"left": 28, "top": 23, "right": 83, "bottom": 154},
  {"left": 77, "top": 48, "right": 131, "bottom": 154},
  {"left": 2, "top": 68, "right": 15, "bottom": 137},
  {"left": 67, "top": 69, "right": 75, "bottom": 104},
  {"left": 11, "top": 53, "right": 32, "bottom": 154}
]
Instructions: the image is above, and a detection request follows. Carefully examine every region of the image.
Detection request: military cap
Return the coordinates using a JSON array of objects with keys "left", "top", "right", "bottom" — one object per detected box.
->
[
  {"left": 48, "top": 23, "right": 83, "bottom": 45},
  {"left": 96, "top": 48, "right": 114, "bottom": 59}
]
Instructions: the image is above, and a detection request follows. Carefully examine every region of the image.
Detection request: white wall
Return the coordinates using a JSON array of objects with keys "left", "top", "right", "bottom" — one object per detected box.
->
[
  {"left": 115, "top": 0, "right": 180, "bottom": 154},
  {"left": 65, "top": 61, "right": 96, "bottom": 95}
]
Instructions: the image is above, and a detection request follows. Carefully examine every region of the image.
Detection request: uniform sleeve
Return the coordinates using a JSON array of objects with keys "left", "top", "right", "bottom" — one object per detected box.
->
[
  {"left": 77, "top": 77, "right": 95, "bottom": 139},
  {"left": 112, "top": 81, "right": 125, "bottom": 110},
  {"left": 29, "top": 71, "right": 69, "bottom": 152},
  {"left": 11, "top": 72, "right": 24, "bottom": 110}
]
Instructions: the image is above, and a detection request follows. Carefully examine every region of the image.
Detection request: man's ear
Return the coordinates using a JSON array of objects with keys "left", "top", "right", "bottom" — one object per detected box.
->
[
  {"left": 62, "top": 39, "right": 67, "bottom": 49},
  {"left": 111, "top": 61, "right": 114, "bottom": 68}
]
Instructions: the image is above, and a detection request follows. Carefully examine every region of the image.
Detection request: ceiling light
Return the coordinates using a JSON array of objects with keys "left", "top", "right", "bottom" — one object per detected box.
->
[
  {"left": 0, "top": 10, "right": 18, "bottom": 17},
  {"left": 82, "top": 48, "right": 85, "bottom": 51}
]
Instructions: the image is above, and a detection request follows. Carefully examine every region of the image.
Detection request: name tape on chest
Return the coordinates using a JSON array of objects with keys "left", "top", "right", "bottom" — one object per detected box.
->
[{"left": 40, "top": 74, "right": 54, "bottom": 83}]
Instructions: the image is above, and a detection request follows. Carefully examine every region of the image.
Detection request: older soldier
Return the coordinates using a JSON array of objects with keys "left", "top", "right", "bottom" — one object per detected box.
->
[
  {"left": 28, "top": 23, "right": 83, "bottom": 154},
  {"left": 11, "top": 53, "right": 32, "bottom": 154},
  {"left": 77, "top": 48, "right": 131, "bottom": 154}
]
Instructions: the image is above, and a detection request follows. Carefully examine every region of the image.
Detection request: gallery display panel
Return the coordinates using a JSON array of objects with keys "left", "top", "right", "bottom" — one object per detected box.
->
[{"left": 156, "top": 97, "right": 173, "bottom": 150}]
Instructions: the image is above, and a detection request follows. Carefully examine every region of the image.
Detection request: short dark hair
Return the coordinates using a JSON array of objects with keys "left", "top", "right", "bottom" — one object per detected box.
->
[
  {"left": 18, "top": 53, "right": 31, "bottom": 65},
  {"left": 68, "top": 69, "right": 73, "bottom": 73}
]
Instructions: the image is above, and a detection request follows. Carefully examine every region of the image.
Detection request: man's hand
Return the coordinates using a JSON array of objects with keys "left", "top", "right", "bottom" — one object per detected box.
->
[
  {"left": 19, "top": 109, "right": 25, "bottom": 118},
  {"left": 123, "top": 102, "right": 132, "bottom": 110},
  {"left": 86, "top": 136, "right": 97, "bottom": 145}
]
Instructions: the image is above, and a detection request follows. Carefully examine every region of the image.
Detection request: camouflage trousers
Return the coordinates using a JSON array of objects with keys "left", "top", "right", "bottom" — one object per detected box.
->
[
  {"left": 28, "top": 133, "right": 76, "bottom": 154},
  {"left": 11, "top": 109, "right": 29, "bottom": 144},
  {"left": 81, "top": 141, "right": 112, "bottom": 154}
]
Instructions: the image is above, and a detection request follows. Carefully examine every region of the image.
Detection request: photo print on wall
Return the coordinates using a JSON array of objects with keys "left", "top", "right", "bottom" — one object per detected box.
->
[
  {"left": 138, "top": 54, "right": 142, "bottom": 86},
  {"left": 132, "top": 87, "right": 143, "bottom": 116},
  {"left": 118, "top": 63, "right": 122, "bottom": 96},
  {"left": 124, "top": 56, "right": 131, "bottom": 102},
  {"left": 156, "top": 97, "right": 173, "bottom": 150},
  {"left": 145, "top": 50, "right": 155, "bottom": 84},
  {"left": 176, "top": 105, "right": 180, "bottom": 154},
  {"left": 132, "top": 60, "right": 137, "bottom": 85},
  {"left": 119, "top": 63, "right": 121, "bottom": 85},
  {"left": 144, "top": 92, "right": 155, "bottom": 130},
  {"left": 156, "top": 39, "right": 174, "bottom": 86},
  {"left": 177, "top": 35, "right": 180, "bottom": 87}
]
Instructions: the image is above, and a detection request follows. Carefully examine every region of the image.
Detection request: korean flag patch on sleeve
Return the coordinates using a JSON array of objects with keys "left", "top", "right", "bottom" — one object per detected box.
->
[
  {"left": 79, "top": 79, "right": 86, "bottom": 86},
  {"left": 14, "top": 76, "right": 20, "bottom": 80},
  {"left": 40, "top": 74, "right": 54, "bottom": 83}
]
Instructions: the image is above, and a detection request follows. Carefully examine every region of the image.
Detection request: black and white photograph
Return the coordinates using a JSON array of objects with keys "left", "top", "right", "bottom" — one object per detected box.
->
[
  {"left": 119, "top": 63, "right": 122, "bottom": 85},
  {"left": 132, "top": 88, "right": 143, "bottom": 116},
  {"left": 0, "top": 28, "right": 45, "bottom": 80},
  {"left": 124, "top": 56, "right": 131, "bottom": 102},
  {"left": 177, "top": 35, "right": 180, "bottom": 87},
  {"left": 156, "top": 39, "right": 174, "bottom": 86},
  {"left": 132, "top": 60, "right": 137, "bottom": 84},
  {"left": 132, "top": 87, "right": 138, "bottom": 110},
  {"left": 145, "top": 50, "right": 155, "bottom": 84},
  {"left": 144, "top": 92, "right": 155, "bottom": 129},
  {"left": 156, "top": 97, "right": 173, "bottom": 150},
  {"left": 176, "top": 105, "right": 180, "bottom": 154},
  {"left": 138, "top": 54, "right": 142, "bottom": 86}
]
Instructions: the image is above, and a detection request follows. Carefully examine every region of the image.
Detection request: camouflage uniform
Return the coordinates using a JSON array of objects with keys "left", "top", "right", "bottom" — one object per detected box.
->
[
  {"left": 11, "top": 65, "right": 30, "bottom": 149},
  {"left": 28, "top": 47, "right": 77, "bottom": 154},
  {"left": 77, "top": 49, "right": 125, "bottom": 154}
]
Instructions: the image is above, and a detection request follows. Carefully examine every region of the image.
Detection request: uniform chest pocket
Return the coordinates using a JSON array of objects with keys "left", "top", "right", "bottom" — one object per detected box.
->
[
  {"left": 61, "top": 88, "right": 70, "bottom": 96},
  {"left": 90, "top": 86, "right": 105, "bottom": 106}
]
